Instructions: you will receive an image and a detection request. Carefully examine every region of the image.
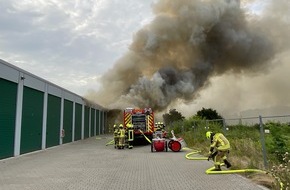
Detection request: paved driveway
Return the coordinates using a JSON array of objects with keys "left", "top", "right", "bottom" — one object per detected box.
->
[{"left": 0, "top": 135, "right": 268, "bottom": 190}]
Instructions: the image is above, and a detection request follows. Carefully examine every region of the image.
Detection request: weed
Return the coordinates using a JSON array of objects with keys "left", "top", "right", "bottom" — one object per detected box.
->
[
  {"left": 166, "top": 118, "right": 290, "bottom": 190},
  {"left": 269, "top": 152, "right": 290, "bottom": 190}
]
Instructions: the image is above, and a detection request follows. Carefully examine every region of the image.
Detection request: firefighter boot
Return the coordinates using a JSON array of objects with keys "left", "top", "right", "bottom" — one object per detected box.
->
[
  {"left": 213, "top": 165, "right": 222, "bottom": 171},
  {"left": 224, "top": 159, "right": 232, "bottom": 168}
]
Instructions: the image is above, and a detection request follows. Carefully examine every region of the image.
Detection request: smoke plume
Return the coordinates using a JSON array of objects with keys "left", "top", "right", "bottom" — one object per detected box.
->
[{"left": 91, "top": 0, "right": 289, "bottom": 113}]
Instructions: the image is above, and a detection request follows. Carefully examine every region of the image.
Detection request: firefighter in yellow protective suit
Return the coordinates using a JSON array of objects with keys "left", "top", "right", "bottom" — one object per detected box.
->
[
  {"left": 160, "top": 122, "right": 167, "bottom": 138},
  {"left": 118, "top": 124, "right": 126, "bottom": 149},
  {"left": 127, "top": 124, "right": 134, "bottom": 149},
  {"left": 113, "top": 124, "right": 119, "bottom": 149},
  {"left": 161, "top": 129, "right": 167, "bottom": 138},
  {"left": 160, "top": 122, "right": 165, "bottom": 130},
  {"left": 206, "top": 131, "right": 232, "bottom": 171}
]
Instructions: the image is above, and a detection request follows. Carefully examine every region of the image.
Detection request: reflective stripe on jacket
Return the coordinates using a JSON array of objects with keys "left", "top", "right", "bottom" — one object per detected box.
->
[{"left": 119, "top": 129, "right": 125, "bottom": 137}]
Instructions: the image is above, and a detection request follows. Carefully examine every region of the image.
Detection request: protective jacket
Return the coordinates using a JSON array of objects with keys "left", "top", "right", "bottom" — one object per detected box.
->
[
  {"left": 119, "top": 128, "right": 125, "bottom": 137},
  {"left": 210, "top": 133, "right": 230, "bottom": 151}
]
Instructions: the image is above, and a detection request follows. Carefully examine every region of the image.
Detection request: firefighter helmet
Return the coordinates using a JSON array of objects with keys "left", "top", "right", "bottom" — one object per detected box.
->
[
  {"left": 119, "top": 124, "right": 123, "bottom": 128},
  {"left": 206, "top": 131, "right": 212, "bottom": 139}
]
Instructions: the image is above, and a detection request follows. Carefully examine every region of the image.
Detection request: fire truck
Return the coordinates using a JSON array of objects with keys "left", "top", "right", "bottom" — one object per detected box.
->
[{"left": 123, "top": 108, "right": 154, "bottom": 143}]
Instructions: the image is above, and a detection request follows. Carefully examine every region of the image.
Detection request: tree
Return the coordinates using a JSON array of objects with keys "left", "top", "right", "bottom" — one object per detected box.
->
[
  {"left": 196, "top": 107, "right": 223, "bottom": 120},
  {"left": 162, "top": 109, "right": 185, "bottom": 126}
]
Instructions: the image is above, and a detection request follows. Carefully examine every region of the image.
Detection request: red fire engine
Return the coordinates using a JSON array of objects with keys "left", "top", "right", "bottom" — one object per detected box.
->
[{"left": 123, "top": 108, "right": 154, "bottom": 142}]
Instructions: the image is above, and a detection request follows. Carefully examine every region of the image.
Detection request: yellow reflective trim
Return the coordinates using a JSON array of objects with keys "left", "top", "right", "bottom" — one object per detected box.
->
[
  {"left": 124, "top": 113, "right": 131, "bottom": 126},
  {"left": 128, "top": 130, "right": 134, "bottom": 141},
  {"left": 119, "top": 129, "right": 125, "bottom": 137}
]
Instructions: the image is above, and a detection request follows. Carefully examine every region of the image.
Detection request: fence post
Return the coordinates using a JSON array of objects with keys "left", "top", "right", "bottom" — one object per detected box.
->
[
  {"left": 259, "top": 115, "right": 268, "bottom": 169},
  {"left": 192, "top": 125, "right": 195, "bottom": 144},
  {"left": 223, "top": 119, "right": 226, "bottom": 134}
]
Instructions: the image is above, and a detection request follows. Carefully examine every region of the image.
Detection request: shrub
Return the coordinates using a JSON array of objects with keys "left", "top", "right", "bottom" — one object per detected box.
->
[{"left": 167, "top": 117, "right": 290, "bottom": 189}]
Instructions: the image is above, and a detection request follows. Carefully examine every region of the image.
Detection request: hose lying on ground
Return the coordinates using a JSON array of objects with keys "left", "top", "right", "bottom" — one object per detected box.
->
[
  {"left": 184, "top": 149, "right": 208, "bottom": 160},
  {"left": 183, "top": 148, "right": 286, "bottom": 190},
  {"left": 105, "top": 139, "right": 115, "bottom": 146},
  {"left": 205, "top": 164, "right": 266, "bottom": 174},
  {"left": 184, "top": 148, "right": 266, "bottom": 175}
]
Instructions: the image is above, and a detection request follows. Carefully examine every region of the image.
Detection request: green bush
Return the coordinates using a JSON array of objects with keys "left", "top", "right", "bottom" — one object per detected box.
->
[{"left": 265, "top": 122, "right": 290, "bottom": 162}]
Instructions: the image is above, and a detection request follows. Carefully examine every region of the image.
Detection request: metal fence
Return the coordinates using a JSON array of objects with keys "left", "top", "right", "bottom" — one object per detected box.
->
[{"left": 202, "top": 114, "right": 290, "bottom": 169}]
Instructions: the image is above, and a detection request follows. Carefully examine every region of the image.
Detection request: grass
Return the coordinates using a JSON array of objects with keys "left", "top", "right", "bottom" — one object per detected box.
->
[{"left": 166, "top": 120, "right": 290, "bottom": 190}]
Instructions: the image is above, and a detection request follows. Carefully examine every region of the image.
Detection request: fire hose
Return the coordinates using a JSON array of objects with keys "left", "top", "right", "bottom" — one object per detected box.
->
[
  {"left": 185, "top": 148, "right": 266, "bottom": 174},
  {"left": 139, "top": 129, "right": 152, "bottom": 144},
  {"left": 184, "top": 148, "right": 284, "bottom": 190},
  {"left": 105, "top": 139, "right": 115, "bottom": 146},
  {"left": 96, "top": 137, "right": 114, "bottom": 146},
  {"left": 184, "top": 149, "right": 208, "bottom": 160}
]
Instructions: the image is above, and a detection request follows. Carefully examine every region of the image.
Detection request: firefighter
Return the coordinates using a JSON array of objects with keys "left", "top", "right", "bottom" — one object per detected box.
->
[
  {"left": 127, "top": 124, "right": 134, "bottom": 149},
  {"left": 113, "top": 124, "right": 119, "bottom": 148},
  {"left": 161, "top": 129, "right": 167, "bottom": 138},
  {"left": 160, "top": 122, "right": 165, "bottom": 130},
  {"left": 206, "top": 131, "right": 232, "bottom": 171},
  {"left": 153, "top": 122, "right": 162, "bottom": 138},
  {"left": 154, "top": 122, "right": 159, "bottom": 132},
  {"left": 156, "top": 122, "right": 162, "bottom": 131},
  {"left": 118, "top": 124, "right": 126, "bottom": 149}
]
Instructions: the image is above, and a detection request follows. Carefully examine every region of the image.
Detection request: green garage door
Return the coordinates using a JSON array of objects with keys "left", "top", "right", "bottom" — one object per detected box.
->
[
  {"left": 96, "top": 110, "right": 100, "bottom": 135},
  {"left": 20, "top": 87, "right": 43, "bottom": 154},
  {"left": 104, "top": 111, "right": 107, "bottom": 133},
  {"left": 63, "top": 99, "right": 73, "bottom": 144},
  {"left": 90, "top": 108, "right": 95, "bottom": 137},
  {"left": 84, "top": 106, "right": 89, "bottom": 139},
  {"left": 100, "top": 111, "right": 103, "bottom": 134},
  {"left": 0, "top": 79, "right": 17, "bottom": 159},
  {"left": 46, "top": 94, "right": 61, "bottom": 148},
  {"left": 74, "top": 103, "right": 82, "bottom": 141}
]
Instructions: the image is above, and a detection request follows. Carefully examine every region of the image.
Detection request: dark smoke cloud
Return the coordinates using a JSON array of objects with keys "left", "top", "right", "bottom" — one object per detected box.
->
[{"left": 91, "top": 0, "right": 287, "bottom": 112}]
